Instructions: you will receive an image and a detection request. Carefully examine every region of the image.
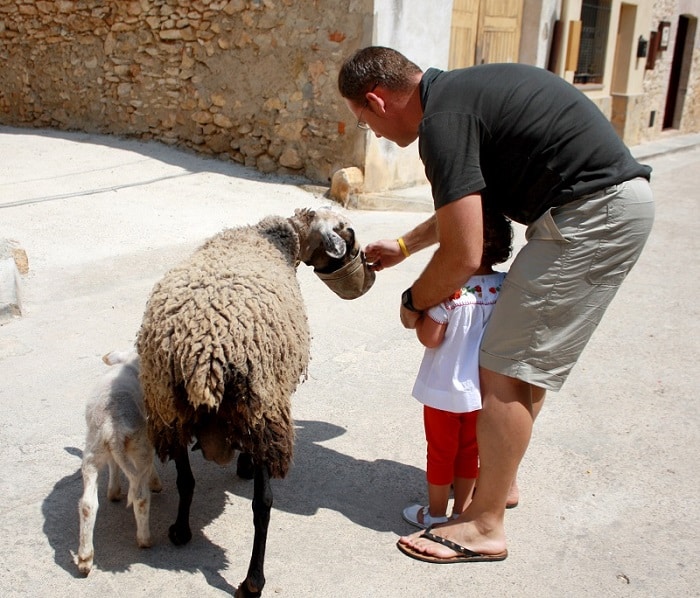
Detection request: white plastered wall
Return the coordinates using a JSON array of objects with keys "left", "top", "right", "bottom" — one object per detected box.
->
[{"left": 362, "top": 0, "right": 454, "bottom": 192}]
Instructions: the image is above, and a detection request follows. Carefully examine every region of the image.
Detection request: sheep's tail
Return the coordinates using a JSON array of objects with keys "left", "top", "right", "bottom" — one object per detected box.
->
[{"left": 180, "top": 342, "right": 227, "bottom": 411}]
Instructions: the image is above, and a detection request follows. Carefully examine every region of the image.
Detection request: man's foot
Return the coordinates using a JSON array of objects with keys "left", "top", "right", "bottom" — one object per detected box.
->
[
  {"left": 398, "top": 519, "right": 506, "bottom": 561},
  {"left": 397, "top": 529, "right": 507, "bottom": 563}
]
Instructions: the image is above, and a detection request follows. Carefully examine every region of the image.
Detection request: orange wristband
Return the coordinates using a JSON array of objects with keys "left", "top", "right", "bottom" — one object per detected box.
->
[{"left": 397, "top": 237, "right": 410, "bottom": 258}]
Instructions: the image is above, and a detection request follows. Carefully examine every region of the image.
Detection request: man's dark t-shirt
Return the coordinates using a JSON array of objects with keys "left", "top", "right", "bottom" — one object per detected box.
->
[{"left": 418, "top": 65, "right": 652, "bottom": 225}]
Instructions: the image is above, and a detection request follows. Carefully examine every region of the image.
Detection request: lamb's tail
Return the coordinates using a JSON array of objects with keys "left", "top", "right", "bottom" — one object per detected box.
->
[{"left": 102, "top": 350, "right": 138, "bottom": 366}]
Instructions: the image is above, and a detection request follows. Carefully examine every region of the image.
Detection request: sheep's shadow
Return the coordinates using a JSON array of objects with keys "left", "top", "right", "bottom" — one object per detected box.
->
[
  {"left": 43, "top": 447, "right": 240, "bottom": 594},
  {"left": 271, "top": 419, "right": 425, "bottom": 533},
  {"left": 44, "top": 421, "right": 422, "bottom": 592}
]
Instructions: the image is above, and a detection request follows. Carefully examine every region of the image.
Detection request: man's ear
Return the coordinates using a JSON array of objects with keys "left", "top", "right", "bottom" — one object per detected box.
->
[{"left": 366, "top": 90, "right": 386, "bottom": 114}]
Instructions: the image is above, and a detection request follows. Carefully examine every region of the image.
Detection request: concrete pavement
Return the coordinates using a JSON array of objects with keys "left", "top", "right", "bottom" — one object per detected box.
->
[{"left": 0, "top": 125, "right": 699, "bottom": 597}]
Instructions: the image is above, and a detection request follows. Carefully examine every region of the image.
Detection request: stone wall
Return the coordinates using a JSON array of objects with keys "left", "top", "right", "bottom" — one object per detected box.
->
[{"left": 0, "top": 0, "right": 370, "bottom": 183}]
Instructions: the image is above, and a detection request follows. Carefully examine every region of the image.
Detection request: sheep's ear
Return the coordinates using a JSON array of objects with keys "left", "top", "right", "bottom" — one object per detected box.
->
[
  {"left": 321, "top": 229, "right": 347, "bottom": 259},
  {"left": 293, "top": 208, "right": 315, "bottom": 225}
]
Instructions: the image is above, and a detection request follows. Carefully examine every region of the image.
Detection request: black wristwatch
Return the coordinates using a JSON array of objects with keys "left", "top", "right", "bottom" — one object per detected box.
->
[{"left": 401, "top": 287, "right": 420, "bottom": 312}]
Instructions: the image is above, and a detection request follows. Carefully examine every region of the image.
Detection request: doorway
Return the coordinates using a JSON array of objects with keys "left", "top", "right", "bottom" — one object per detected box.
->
[{"left": 663, "top": 15, "right": 698, "bottom": 130}]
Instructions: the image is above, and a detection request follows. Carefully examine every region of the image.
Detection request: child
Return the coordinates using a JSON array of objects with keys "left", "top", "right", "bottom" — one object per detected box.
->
[{"left": 402, "top": 208, "right": 513, "bottom": 529}]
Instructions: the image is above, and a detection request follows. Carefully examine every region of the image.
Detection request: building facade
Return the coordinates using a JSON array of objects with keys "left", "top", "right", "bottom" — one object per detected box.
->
[
  {"left": 363, "top": 0, "right": 700, "bottom": 190},
  {"left": 0, "top": 1, "right": 698, "bottom": 193}
]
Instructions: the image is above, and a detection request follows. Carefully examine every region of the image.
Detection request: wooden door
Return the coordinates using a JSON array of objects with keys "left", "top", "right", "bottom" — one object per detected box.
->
[
  {"left": 477, "top": 0, "right": 522, "bottom": 64},
  {"left": 450, "top": 0, "right": 522, "bottom": 68},
  {"left": 449, "top": 0, "right": 480, "bottom": 68}
]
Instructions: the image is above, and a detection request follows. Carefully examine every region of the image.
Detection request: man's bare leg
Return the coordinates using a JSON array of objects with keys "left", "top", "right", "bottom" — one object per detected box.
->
[
  {"left": 399, "top": 369, "right": 536, "bottom": 558},
  {"left": 507, "top": 385, "right": 545, "bottom": 508}
]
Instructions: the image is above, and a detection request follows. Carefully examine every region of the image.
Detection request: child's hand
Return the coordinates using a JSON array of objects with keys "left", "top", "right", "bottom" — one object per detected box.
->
[{"left": 400, "top": 304, "right": 421, "bottom": 329}]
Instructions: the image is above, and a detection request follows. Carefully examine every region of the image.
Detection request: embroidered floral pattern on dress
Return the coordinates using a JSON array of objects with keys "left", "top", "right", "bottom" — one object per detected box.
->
[
  {"left": 442, "top": 273, "right": 505, "bottom": 311},
  {"left": 464, "top": 281, "right": 502, "bottom": 299}
]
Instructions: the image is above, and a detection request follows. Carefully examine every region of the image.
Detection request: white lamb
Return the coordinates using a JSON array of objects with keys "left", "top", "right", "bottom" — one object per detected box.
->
[{"left": 77, "top": 350, "right": 162, "bottom": 575}]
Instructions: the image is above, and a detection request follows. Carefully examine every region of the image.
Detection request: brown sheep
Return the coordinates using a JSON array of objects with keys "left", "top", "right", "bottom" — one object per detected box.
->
[{"left": 136, "top": 208, "right": 374, "bottom": 597}]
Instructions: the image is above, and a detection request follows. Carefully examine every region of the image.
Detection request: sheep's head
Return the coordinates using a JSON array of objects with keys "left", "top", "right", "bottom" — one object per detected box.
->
[{"left": 290, "top": 207, "right": 375, "bottom": 300}]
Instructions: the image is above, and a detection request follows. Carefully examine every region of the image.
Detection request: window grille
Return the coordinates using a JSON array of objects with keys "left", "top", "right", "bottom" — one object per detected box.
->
[{"left": 574, "top": 0, "right": 611, "bottom": 84}]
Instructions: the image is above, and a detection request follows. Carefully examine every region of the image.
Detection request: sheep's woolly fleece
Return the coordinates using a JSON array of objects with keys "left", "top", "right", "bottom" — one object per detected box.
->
[{"left": 137, "top": 216, "right": 310, "bottom": 478}]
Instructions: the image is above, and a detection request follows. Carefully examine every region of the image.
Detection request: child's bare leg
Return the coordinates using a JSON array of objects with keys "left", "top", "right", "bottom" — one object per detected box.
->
[
  {"left": 451, "top": 476, "right": 477, "bottom": 516},
  {"left": 427, "top": 482, "right": 451, "bottom": 520}
]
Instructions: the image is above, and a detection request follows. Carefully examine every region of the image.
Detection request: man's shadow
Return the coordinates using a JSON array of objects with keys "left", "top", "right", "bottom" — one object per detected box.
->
[{"left": 44, "top": 420, "right": 423, "bottom": 592}]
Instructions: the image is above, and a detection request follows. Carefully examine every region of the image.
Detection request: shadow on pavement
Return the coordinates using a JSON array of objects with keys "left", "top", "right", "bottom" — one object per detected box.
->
[
  {"left": 42, "top": 419, "right": 422, "bottom": 593},
  {"left": 274, "top": 420, "right": 425, "bottom": 533},
  {"left": 43, "top": 447, "right": 237, "bottom": 594}
]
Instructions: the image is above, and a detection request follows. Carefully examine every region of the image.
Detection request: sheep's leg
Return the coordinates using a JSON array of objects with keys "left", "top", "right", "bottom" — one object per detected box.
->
[
  {"left": 169, "top": 445, "right": 194, "bottom": 545},
  {"left": 237, "top": 463, "right": 272, "bottom": 598},
  {"left": 130, "top": 473, "right": 154, "bottom": 548},
  {"left": 78, "top": 457, "right": 99, "bottom": 575},
  {"left": 236, "top": 452, "right": 254, "bottom": 480},
  {"left": 111, "top": 445, "right": 155, "bottom": 549},
  {"left": 149, "top": 459, "right": 163, "bottom": 493},
  {"left": 106, "top": 454, "right": 121, "bottom": 501}
]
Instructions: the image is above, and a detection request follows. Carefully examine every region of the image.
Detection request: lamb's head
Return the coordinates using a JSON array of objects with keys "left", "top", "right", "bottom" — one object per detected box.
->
[{"left": 290, "top": 207, "right": 375, "bottom": 300}]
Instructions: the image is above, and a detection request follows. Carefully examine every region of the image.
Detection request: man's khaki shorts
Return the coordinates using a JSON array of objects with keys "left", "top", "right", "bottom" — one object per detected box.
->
[{"left": 480, "top": 177, "right": 655, "bottom": 391}]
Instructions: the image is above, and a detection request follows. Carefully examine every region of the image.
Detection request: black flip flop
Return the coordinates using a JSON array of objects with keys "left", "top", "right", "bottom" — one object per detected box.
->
[{"left": 396, "top": 529, "right": 508, "bottom": 564}]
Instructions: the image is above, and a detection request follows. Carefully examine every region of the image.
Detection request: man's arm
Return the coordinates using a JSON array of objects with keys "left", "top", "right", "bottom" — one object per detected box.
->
[
  {"left": 402, "top": 194, "right": 483, "bottom": 328},
  {"left": 363, "top": 214, "right": 438, "bottom": 271}
]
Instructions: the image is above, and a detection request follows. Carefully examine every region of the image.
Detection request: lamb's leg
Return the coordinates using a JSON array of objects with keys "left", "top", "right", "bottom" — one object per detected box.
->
[
  {"left": 130, "top": 474, "right": 154, "bottom": 548},
  {"left": 106, "top": 454, "right": 121, "bottom": 501},
  {"left": 169, "top": 444, "right": 194, "bottom": 545},
  {"left": 112, "top": 445, "right": 154, "bottom": 550},
  {"left": 149, "top": 458, "right": 163, "bottom": 493},
  {"left": 78, "top": 457, "right": 99, "bottom": 575},
  {"left": 237, "top": 463, "right": 272, "bottom": 598}
]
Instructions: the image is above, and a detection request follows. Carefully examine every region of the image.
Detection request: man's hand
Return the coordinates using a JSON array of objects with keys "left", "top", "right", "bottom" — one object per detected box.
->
[{"left": 364, "top": 239, "right": 405, "bottom": 272}]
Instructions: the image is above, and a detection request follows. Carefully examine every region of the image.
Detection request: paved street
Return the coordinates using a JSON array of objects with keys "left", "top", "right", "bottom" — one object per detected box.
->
[{"left": 0, "top": 126, "right": 698, "bottom": 597}]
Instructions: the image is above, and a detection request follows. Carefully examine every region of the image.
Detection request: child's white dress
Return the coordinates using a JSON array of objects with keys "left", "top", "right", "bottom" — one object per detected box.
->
[{"left": 412, "top": 271, "right": 506, "bottom": 414}]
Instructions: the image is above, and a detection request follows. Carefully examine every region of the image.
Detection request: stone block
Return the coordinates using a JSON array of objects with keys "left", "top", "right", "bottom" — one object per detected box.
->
[
  {"left": 329, "top": 167, "right": 364, "bottom": 207},
  {"left": 0, "top": 258, "right": 22, "bottom": 322}
]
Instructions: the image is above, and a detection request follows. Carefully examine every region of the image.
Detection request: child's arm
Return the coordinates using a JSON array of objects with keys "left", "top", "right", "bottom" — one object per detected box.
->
[{"left": 415, "top": 312, "right": 447, "bottom": 348}]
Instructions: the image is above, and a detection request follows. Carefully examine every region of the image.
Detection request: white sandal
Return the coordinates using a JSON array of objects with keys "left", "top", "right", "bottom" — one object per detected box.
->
[{"left": 402, "top": 504, "right": 449, "bottom": 529}]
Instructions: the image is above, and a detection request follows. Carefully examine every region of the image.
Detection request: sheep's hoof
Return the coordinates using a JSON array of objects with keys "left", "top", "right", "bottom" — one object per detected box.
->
[
  {"left": 236, "top": 452, "right": 254, "bottom": 480},
  {"left": 137, "top": 535, "right": 152, "bottom": 549},
  {"left": 77, "top": 555, "right": 93, "bottom": 576},
  {"left": 149, "top": 474, "right": 163, "bottom": 493},
  {"left": 235, "top": 579, "right": 263, "bottom": 598},
  {"left": 107, "top": 490, "right": 122, "bottom": 502},
  {"left": 168, "top": 523, "right": 192, "bottom": 546}
]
